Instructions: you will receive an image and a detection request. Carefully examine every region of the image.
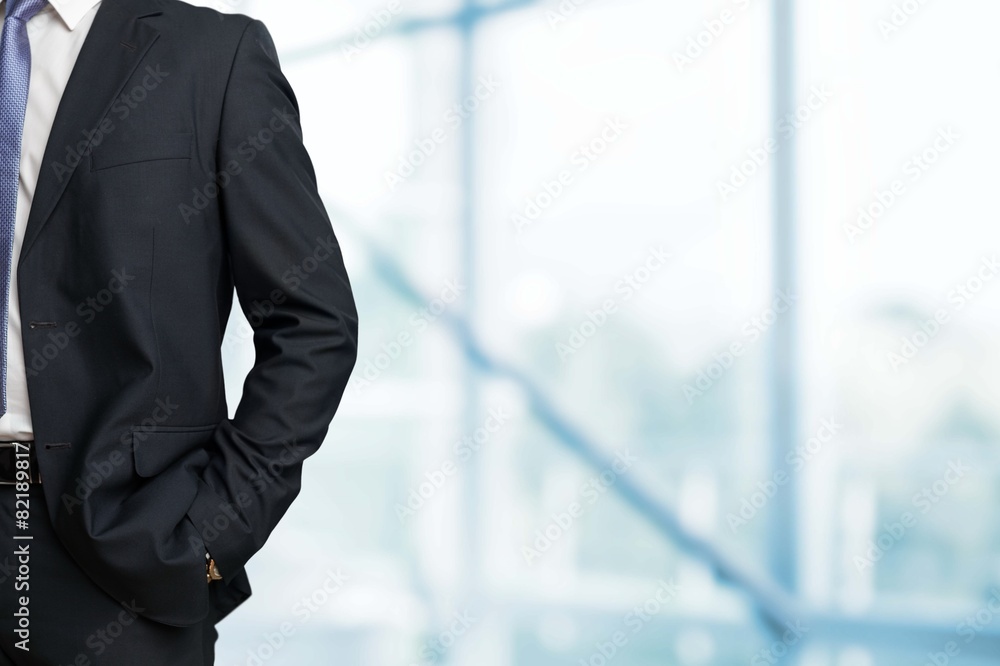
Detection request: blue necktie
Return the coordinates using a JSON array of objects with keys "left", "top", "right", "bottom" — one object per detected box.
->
[{"left": 0, "top": 0, "right": 47, "bottom": 418}]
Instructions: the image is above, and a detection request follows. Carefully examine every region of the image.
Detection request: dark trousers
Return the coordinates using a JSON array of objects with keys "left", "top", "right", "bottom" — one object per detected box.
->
[{"left": 0, "top": 484, "right": 218, "bottom": 665}]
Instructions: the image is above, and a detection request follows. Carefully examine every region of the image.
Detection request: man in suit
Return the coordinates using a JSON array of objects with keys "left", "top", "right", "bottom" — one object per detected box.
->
[{"left": 0, "top": 0, "right": 359, "bottom": 663}]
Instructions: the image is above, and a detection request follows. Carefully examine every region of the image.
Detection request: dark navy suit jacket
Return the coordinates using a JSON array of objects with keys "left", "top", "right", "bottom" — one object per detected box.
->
[{"left": 20, "top": 0, "right": 358, "bottom": 626}]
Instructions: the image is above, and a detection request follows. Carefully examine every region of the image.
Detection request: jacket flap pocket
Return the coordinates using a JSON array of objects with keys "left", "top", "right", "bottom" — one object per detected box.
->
[
  {"left": 91, "top": 133, "right": 193, "bottom": 171},
  {"left": 132, "top": 424, "right": 215, "bottom": 478}
]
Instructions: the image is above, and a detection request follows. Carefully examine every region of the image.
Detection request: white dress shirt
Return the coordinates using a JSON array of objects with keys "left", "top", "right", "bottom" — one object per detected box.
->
[{"left": 0, "top": 0, "right": 102, "bottom": 440}]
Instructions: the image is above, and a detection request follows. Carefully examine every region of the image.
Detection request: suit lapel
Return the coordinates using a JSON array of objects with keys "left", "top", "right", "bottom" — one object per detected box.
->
[{"left": 19, "top": 0, "right": 162, "bottom": 263}]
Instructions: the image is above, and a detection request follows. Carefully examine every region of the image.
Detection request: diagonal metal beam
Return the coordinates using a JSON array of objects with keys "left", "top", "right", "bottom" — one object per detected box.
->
[
  {"left": 339, "top": 216, "right": 801, "bottom": 633},
  {"left": 307, "top": 0, "right": 1000, "bottom": 653},
  {"left": 333, "top": 213, "right": 1000, "bottom": 652}
]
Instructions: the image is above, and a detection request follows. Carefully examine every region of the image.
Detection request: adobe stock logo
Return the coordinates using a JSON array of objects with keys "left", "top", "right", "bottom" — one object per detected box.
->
[
  {"left": 853, "top": 460, "right": 971, "bottom": 572},
  {"left": 922, "top": 589, "right": 1000, "bottom": 666},
  {"left": 521, "top": 449, "right": 638, "bottom": 565},
  {"left": 749, "top": 621, "right": 809, "bottom": 665},
  {"left": 545, "top": 0, "right": 592, "bottom": 29},
  {"left": 405, "top": 610, "right": 477, "bottom": 666},
  {"left": 577, "top": 580, "right": 680, "bottom": 666},
  {"left": 384, "top": 77, "right": 500, "bottom": 191},
  {"left": 878, "top": 0, "right": 932, "bottom": 40},
  {"left": 179, "top": 107, "right": 299, "bottom": 224},
  {"left": 351, "top": 279, "right": 466, "bottom": 393},
  {"left": 672, "top": 0, "right": 758, "bottom": 73},
  {"left": 556, "top": 246, "right": 669, "bottom": 361},
  {"left": 52, "top": 65, "right": 171, "bottom": 183},
  {"left": 512, "top": 118, "right": 628, "bottom": 235},
  {"left": 682, "top": 290, "right": 796, "bottom": 404},
  {"left": 726, "top": 418, "right": 842, "bottom": 533},
  {"left": 394, "top": 408, "right": 511, "bottom": 524},
  {"left": 844, "top": 126, "right": 959, "bottom": 243},
  {"left": 887, "top": 255, "right": 998, "bottom": 371},
  {"left": 241, "top": 568, "right": 350, "bottom": 666},
  {"left": 717, "top": 85, "right": 833, "bottom": 202},
  {"left": 341, "top": 0, "right": 403, "bottom": 61},
  {"left": 26, "top": 268, "right": 136, "bottom": 379}
]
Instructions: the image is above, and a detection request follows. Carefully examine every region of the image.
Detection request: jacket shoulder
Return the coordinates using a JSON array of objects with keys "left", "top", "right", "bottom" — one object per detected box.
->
[{"left": 133, "top": 0, "right": 258, "bottom": 45}]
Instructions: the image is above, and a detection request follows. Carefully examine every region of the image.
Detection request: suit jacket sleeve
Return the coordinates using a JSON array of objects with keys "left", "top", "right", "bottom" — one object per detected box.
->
[{"left": 185, "top": 19, "right": 359, "bottom": 581}]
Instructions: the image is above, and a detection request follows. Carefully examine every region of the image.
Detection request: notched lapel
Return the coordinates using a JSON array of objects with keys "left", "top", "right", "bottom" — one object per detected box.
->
[{"left": 19, "top": 0, "right": 163, "bottom": 264}]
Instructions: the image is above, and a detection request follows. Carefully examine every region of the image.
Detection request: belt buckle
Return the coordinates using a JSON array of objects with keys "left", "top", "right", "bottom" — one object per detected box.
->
[{"left": 0, "top": 441, "right": 33, "bottom": 486}]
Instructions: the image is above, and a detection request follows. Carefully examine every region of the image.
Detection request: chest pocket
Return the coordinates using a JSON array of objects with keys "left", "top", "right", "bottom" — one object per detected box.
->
[{"left": 90, "top": 133, "right": 193, "bottom": 172}]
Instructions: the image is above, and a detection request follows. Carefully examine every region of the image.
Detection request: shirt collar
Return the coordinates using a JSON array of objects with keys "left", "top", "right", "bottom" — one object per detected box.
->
[{"left": 47, "top": 0, "right": 102, "bottom": 30}]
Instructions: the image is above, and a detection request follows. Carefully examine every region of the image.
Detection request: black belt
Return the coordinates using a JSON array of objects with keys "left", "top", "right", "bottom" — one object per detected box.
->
[{"left": 0, "top": 441, "right": 41, "bottom": 485}]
